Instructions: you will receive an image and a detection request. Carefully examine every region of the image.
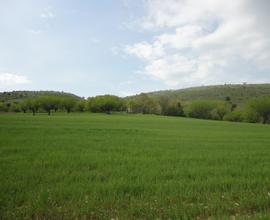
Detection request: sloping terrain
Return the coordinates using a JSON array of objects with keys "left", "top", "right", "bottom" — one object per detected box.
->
[
  {"left": 0, "top": 91, "right": 81, "bottom": 103},
  {"left": 147, "top": 84, "right": 270, "bottom": 103}
]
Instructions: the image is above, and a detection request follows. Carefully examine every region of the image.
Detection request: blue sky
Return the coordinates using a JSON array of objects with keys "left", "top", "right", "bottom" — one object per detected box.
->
[{"left": 1, "top": 0, "right": 270, "bottom": 97}]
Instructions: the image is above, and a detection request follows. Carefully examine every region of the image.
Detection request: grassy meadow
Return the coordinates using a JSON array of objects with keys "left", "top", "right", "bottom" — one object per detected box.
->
[{"left": 1, "top": 113, "right": 270, "bottom": 219}]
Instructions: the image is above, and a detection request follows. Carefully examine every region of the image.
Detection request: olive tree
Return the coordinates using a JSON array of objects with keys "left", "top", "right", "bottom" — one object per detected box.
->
[
  {"left": 61, "top": 97, "right": 77, "bottom": 113},
  {"left": 25, "top": 99, "right": 39, "bottom": 115},
  {"left": 88, "top": 95, "right": 124, "bottom": 114},
  {"left": 38, "top": 96, "right": 56, "bottom": 115}
]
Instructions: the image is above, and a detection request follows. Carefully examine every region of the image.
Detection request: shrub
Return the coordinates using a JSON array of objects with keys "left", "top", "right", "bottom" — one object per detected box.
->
[
  {"left": 223, "top": 110, "right": 245, "bottom": 122},
  {"left": 165, "top": 101, "right": 184, "bottom": 116},
  {"left": 0, "top": 102, "right": 9, "bottom": 112},
  {"left": 248, "top": 96, "right": 270, "bottom": 124},
  {"left": 211, "top": 102, "right": 231, "bottom": 120},
  {"left": 10, "top": 103, "right": 21, "bottom": 112},
  {"left": 244, "top": 109, "right": 260, "bottom": 123},
  {"left": 187, "top": 101, "right": 217, "bottom": 119}
]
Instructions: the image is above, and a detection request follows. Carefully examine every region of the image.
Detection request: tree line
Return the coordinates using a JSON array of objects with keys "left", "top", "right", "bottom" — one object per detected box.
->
[{"left": 0, "top": 93, "right": 270, "bottom": 124}]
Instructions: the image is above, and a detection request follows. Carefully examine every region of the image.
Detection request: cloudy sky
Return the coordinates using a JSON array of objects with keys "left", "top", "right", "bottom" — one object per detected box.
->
[{"left": 1, "top": 0, "right": 270, "bottom": 97}]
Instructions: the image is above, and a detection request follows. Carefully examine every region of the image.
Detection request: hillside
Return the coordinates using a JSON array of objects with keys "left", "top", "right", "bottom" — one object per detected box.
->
[
  {"left": 147, "top": 83, "right": 270, "bottom": 104},
  {"left": 0, "top": 90, "right": 82, "bottom": 103}
]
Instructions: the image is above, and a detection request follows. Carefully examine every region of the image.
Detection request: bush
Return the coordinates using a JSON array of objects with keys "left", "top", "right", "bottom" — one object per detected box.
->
[
  {"left": 165, "top": 101, "right": 184, "bottom": 116},
  {"left": 10, "top": 103, "right": 21, "bottom": 112},
  {"left": 248, "top": 96, "right": 270, "bottom": 124},
  {"left": 223, "top": 110, "right": 245, "bottom": 122},
  {"left": 187, "top": 101, "right": 217, "bottom": 119},
  {"left": 244, "top": 109, "right": 260, "bottom": 123},
  {"left": 211, "top": 102, "right": 230, "bottom": 120},
  {"left": 25, "top": 98, "right": 39, "bottom": 115},
  {"left": 0, "top": 102, "right": 9, "bottom": 112}
]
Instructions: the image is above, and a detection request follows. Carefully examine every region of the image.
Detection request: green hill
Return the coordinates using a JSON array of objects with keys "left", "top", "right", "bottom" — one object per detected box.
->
[
  {"left": 0, "top": 90, "right": 82, "bottom": 103},
  {"left": 147, "top": 83, "right": 270, "bottom": 104}
]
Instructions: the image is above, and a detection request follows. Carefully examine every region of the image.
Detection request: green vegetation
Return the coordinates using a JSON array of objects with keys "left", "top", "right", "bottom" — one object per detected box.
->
[
  {"left": 1, "top": 84, "right": 270, "bottom": 125},
  {"left": 0, "top": 90, "right": 80, "bottom": 102},
  {"left": 147, "top": 83, "right": 270, "bottom": 104},
  {"left": 248, "top": 97, "right": 270, "bottom": 124},
  {"left": 1, "top": 113, "right": 270, "bottom": 219},
  {"left": 87, "top": 95, "right": 125, "bottom": 114}
]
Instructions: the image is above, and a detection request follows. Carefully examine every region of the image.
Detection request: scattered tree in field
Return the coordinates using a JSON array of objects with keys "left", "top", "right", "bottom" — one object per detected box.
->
[
  {"left": 20, "top": 101, "right": 28, "bottom": 113},
  {"left": 88, "top": 95, "right": 124, "bottom": 113},
  {"left": 26, "top": 99, "right": 39, "bottom": 115},
  {"left": 61, "top": 97, "right": 77, "bottom": 113},
  {"left": 248, "top": 96, "right": 270, "bottom": 124},
  {"left": 75, "top": 100, "right": 86, "bottom": 112},
  {"left": 214, "top": 102, "right": 230, "bottom": 120},
  {"left": 38, "top": 96, "right": 56, "bottom": 115},
  {"left": 157, "top": 96, "right": 170, "bottom": 115},
  {"left": 50, "top": 96, "right": 61, "bottom": 112},
  {"left": 129, "top": 93, "right": 160, "bottom": 114}
]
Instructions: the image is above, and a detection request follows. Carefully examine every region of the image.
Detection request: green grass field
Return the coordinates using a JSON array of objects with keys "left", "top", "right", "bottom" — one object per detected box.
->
[{"left": 1, "top": 113, "right": 270, "bottom": 219}]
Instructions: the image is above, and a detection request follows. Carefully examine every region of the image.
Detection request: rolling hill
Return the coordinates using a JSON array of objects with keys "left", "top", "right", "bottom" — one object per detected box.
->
[
  {"left": 1, "top": 84, "right": 270, "bottom": 105},
  {"left": 146, "top": 83, "right": 270, "bottom": 104},
  {"left": 0, "top": 90, "right": 82, "bottom": 103}
]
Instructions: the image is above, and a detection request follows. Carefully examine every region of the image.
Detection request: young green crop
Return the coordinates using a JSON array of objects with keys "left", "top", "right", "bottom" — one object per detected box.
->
[{"left": 1, "top": 113, "right": 270, "bottom": 219}]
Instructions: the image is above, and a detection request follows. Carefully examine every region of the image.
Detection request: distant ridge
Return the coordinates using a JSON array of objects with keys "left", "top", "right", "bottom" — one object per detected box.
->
[
  {"left": 1, "top": 83, "right": 270, "bottom": 104},
  {"left": 0, "top": 90, "right": 82, "bottom": 103},
  {"left": 146, "top": 83, "right": 270, "bottom": 104}
]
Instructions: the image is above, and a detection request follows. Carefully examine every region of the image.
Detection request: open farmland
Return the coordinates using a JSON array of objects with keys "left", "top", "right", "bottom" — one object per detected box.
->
[{"left": 1, "top": 113, "right": 270, "bottom": 219}]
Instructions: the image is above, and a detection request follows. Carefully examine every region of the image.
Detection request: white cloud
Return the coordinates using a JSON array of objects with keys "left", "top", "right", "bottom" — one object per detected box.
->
[
  {"left": 28, "top": 29, "right": 42, "bottom": 35},
  {"left": 40, "top": 7, "right": 54, "bottom": 19},
  {"left": 0, "top": 73, "right": 30, "bottom": 88},
  {"left": 126, "top": 0, "right": 270, "bottom": 87},
  {"left": 125, "top": 41, "right": 164, "bottom": 60}
]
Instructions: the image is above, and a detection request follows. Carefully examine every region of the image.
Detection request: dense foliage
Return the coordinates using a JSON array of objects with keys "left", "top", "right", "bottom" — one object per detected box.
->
[{"left": 87, "top": 95, "right": 124, "bottom": 113}]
